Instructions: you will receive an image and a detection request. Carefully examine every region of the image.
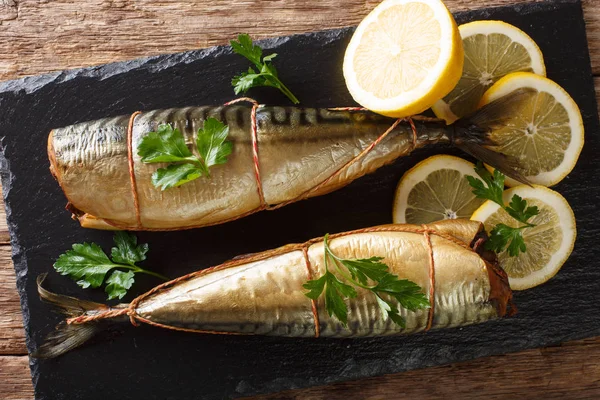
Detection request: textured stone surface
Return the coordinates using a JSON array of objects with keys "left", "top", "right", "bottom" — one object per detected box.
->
[{"left": 0, "top": 1, "right": 598, "bottom": 399}]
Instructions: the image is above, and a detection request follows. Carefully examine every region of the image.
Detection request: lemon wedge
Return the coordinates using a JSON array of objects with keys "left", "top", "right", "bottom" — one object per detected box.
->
[
  {"left": 471, "top": 185, "right": 576, "bottom": 290},
  {"left": 433, "top": 20, "right": 545, "bottom": 124},
  {"left": 393, "top": 155, "right": 485, "bottom": 224},
  {"left": 479, "top": 72, "right": 584, "bottom": 187},
  {"left": 343, "top": 0, "right": 464, "bottom": 118}
]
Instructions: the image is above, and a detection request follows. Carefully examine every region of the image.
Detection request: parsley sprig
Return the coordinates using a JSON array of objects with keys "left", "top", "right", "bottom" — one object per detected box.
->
[
  {"left": 54, "top": 232, "right": 167, "bottom": 300},
  {"left": 231, "top": 34, "right": 300, "bottom": 104},
  {"left": 467, "top": 163, "right": 539, "bottom": 256},
  {"left": 137, "top": 118, "right": 232, "bottom": 190},
  {"left": 303, "top": 234, "right": 429, "bottom": 327}
]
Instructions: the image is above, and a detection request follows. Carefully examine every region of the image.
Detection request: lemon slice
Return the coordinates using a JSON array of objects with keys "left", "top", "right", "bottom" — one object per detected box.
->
[
  {"left": 393, "top": 155, "right": 485, "bottom": 224},
  {"left": 471, "top": 185, "right": 576, "bottom": 290},
  {"left": 343, "top": 0, "right": 464, "bottom": 118},
  {"left": 479, "top": 72, "right": 584, "bottom": 187},
  {"left": 432, "top": 20, "right": 546, "bottom": 124}
]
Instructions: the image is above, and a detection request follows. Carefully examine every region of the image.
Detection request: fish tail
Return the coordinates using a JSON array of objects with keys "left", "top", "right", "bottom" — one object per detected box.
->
[
  {"left": 451, "top": 88, "right": 535, "bottom": 185},
  {"left": 32, "top": 274, "right": 126, "bottom": 359}
]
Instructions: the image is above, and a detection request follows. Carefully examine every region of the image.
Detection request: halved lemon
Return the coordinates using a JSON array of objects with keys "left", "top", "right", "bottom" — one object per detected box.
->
[
  {"left": 432, "top": 20, "right": 546, "bottom": 124},
  {"left": 393, "top": 155, "right": 485, "bottom": 224},
  {"left": 479, "top": 72, "right": 584, "bottom": 187},
  {"left": 343, "top": 0, "right": 464, "bottom": 118},
  {"left": 471, "top": 185, "right": 576, "bottom": 290}
]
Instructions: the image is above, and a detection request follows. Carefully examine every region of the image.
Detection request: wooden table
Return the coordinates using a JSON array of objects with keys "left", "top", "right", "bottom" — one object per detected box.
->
[{"left": 1, "top": 0, "right": 599, "bottom": 398}]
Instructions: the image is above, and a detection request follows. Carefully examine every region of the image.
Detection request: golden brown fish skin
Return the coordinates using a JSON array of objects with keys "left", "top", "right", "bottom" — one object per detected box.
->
[
  {"left": 49, "top": 106, "right": 450, "bottom": 230},
  {"left": 134, "top": 220, "right": 511, "bottom": 337}
]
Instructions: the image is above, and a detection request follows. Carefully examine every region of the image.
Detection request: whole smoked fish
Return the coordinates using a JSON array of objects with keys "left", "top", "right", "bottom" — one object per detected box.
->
[
  {"left": 34, "top": 220, "right": 514, "bottom": 358},
  {"left": 48, "top": 91, "right": 529, "bottom": 231}
]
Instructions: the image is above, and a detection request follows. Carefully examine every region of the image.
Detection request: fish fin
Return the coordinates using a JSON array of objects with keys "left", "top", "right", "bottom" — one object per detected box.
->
[
  {"left": 456, "top": 141, "right": 530, "bottom": 185},
  {"left": 31, "top": 322, "right": 100, "bottom": 359},
  {"left": 452, "top": 88, "right": 536, "bottom": 185},
  {"left": 464, "top": 87, "right": 536, "bottom": 127},
  {"left": 31, "top": 274, "right": 109, "bottom": 359}
]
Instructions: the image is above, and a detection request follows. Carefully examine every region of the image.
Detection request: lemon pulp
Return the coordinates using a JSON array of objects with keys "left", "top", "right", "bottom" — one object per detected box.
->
[{"left": 393, "top": 155, "right": 484, "bottom": 224}]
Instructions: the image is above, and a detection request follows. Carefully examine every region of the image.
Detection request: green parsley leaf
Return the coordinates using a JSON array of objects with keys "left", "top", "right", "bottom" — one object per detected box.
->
[
  {"left": 151, "top": 163, "right": 204, "bottom": 191},
  {"left": 304, "top": 235, "right": 429, "bottom": 328},
  {"left": 262, "top": 53, "right": 278, "bottom": 63},
  {"left": 138, "top": 118, "right": 232, "bottom": 190},
  {"left": 53, "top": 232, "right": 167, "bottom": 300},
  {"left": 324, "top": 271, "right": 357, "bottom": 326},
  {"left": 338, "top": 257, "right": 388, "bottom": 285},
  {"left": 196, "top": 118, "right": 233, "bottom": 172},
  {"left": 304, "top": 271, "right": 356, "bottom": 325},
  {"left": 506, "top": 194, "right": 540, "bottom": 224},
  {"left": 466, "top": 163, "right": 504, "bottom": 206},
  {"left": 111, "top": 231, "right": 149, "bottom": 266},
  {"left": 232, "top": 68, "right": 265, "bottom": 94},
  {"left": 485, "top": 223, "right": 527, "bottom": 257},
  {"left": 105, "top": 270, "right": 135, "bottom": 300},
  {"left": 302, "top": 274, "right": 327, "bottom": 300},
  {"left": 54, "top": 243, "right": 116, "bottom": 289},
  {"left": 230, "top": 33, "right": 299, "bottom": 104},
  {"left": 373, "top": 274, "right": 430, "bottom": 311},
  {"left": 468, "top": 163, "right": 538, "bottom": 257},
  {"left": 375, "top": 294, "right": 407, "bottom": 328},
  {"left": 230, "top": 33, "right": 263, "bottom": 67},
  {"left": 137, "top": 124, "right": 193, "bottom": 163},
  {"left": 388, "top": 310, "right": 407, "bottom": 329}
]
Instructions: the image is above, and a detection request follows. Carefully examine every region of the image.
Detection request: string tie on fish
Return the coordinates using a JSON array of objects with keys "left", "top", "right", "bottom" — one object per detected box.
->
[
  {"left": 66, "top": 307, "right": 130, "bottom": 325},
  {"left": 65, "top": 303, "right": 141, "bottom": 327},
  {"left": 421, "top": 225, "right": 436, "bottom": 331},
  {"left": 224, "top": 97, "right": 268, "bottom": 209},
  {"left": 327, "top": 106, "right": 420, "bottom": 150},
  {"left": 127, "top": 111, "right": 144, "bottom": 229},
  {"left": 264, "top": 110, "right": 417, "bottom": 210},
  {"left": 301, "top": 246, "right": 320, "bottom": 338}
]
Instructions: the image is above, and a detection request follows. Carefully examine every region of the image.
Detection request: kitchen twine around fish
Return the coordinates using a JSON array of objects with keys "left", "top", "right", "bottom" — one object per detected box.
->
[
  {"left": 120, "top": 97, "right": 441, "bottom": 231},
  {"left": 66, "top": 224, "right": 486, "bottom": 336}
]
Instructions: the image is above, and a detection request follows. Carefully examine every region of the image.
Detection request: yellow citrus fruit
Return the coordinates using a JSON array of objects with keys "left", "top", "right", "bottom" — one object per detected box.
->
[
  {"left": 479, "top": 72, "right": 584, "bottom": 187},
  {"left": 471, "top": 185, "right": 576, "bottom": 290},
  {"left": 343, "top": 0, "right": 464, "bottom": 118},
  {"left": 393, "top": 155, "right": 485, "bottom": 224},
  {"left": 433, "top": 20, "right": 545, "bottom": 124}
]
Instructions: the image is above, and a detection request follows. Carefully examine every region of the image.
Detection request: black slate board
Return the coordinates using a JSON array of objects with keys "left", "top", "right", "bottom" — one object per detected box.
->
[{"left": 0, "top": 1, "right": 598, "bottom": 399}]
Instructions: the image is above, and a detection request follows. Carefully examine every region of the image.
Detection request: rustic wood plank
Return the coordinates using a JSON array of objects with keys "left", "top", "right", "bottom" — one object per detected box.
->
[
  {"left": 253, "top": 337, "right": 600, "bottom": 399},
  {"left": 0, "top": 246, "right": 26, "bottom": 356},
  {"left": 0, "top": 356, "right": 33, "bottom": 400},
  {"left": 597, "top": 76, "right": 600, "bottom": 116},
  {"left": 0, "top": 195, "right": 8, "bottom": 245},
  {"left": 3, "top": 337, "right": 600, "bottom": 400},
  {"left": 0, "top": 0, "right": 598, "bottom": 82}
]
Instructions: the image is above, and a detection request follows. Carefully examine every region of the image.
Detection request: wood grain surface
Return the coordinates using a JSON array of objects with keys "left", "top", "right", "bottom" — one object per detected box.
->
[{"left": 0, "top": 0, "right": 599, "bottom": 399}]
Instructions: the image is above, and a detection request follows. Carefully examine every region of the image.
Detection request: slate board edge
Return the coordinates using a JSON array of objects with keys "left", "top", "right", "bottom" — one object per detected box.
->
[{"left": 0, "top": 0, "right": 596, "bottom": 399}]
